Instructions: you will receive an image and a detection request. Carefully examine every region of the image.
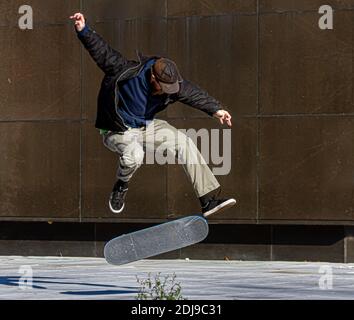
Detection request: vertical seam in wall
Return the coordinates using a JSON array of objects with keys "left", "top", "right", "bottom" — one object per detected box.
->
[
  {"left": 94, "top": 223, "right": 97, "bottom": 257},
  {"left": 351, "top": 13, "right": 354, "bottom": 122},
  {"left": 165, "top": 0, "right": 168, "bottom": 20},
  {"left": 165, "top": 0, "right": 169, "bottom": 218},
  {"left": 270, "top": 225, "right": 274, "bottom": 261},
  {"left": 256, "top": 0, "right": 260, "bottom": 224},
  {"left": 79, "top": 0, "right": 83, "bottom": 223},
  {"left": 344, "top": 226, "right": 347, "bottom": 263}
]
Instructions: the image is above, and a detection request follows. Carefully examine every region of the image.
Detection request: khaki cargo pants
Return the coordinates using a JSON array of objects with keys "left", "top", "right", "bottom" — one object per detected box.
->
[{"left": 102, "top": 119, "right": 220, "bottom": 198}]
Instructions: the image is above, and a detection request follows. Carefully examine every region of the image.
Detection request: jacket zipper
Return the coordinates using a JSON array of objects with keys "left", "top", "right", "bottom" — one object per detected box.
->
[{"left": 114, "top": 55, "right": 144, "bottom": 130}]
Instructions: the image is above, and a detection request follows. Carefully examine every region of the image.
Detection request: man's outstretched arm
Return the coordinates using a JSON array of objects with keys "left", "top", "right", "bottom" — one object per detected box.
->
[
  {"left": 70, "top": 13, "right": 128, "bottom": 75},
  {"left": 176, "top": 79, "right": 232, "bottom": 127}
]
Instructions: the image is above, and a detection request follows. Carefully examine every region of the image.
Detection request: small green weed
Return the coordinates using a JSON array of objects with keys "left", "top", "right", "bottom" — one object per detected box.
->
[{"left": 136, "top": 272, "right": 186, "bottom": 300}]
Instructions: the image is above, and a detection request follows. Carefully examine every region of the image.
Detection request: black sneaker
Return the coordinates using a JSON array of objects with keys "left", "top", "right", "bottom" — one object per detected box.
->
[
  {"left": 109, "top": 183, "right": 128, "bottom": 214},
  {"left": 202, "top": 198, "right": 237, "bottom": 218},
  {"left": 201, "top": 189, "right": 237, "bottom": 218}
]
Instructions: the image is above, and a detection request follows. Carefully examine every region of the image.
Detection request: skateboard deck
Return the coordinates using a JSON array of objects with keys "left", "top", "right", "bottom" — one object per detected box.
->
[{"left": 104, "top": 215, "right": 209, "bottom": 266}]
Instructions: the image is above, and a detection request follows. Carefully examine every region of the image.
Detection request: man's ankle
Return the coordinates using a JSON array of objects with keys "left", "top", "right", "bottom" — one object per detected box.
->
[
  {"left": 199, "top": 188, "right": 220, "bottom": 208},
  {"left": 113, "top": 180, "right": 129, "bottom": 191}
]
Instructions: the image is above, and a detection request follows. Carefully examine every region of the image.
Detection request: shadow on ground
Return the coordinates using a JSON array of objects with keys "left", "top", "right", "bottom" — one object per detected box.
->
[{"left": 0, "top": 276, "right": 138, "bottom": 296}]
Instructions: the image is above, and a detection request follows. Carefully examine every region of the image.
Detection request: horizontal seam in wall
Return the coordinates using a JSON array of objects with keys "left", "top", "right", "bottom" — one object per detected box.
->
[
  {"left": 243, "top": 114, "right": 354, "bottom": 118},
  {"left": 0, "top": 119, "right": 84, "bottom": 123},
  {"left": 1, "top": 114, "right": 354, "bottom": 123},
  {"left": 259, "top": 8, "right": 354, "bottom": 15},
  {"left": 2, "top": 7, "right": 354, "bottom": 28}
]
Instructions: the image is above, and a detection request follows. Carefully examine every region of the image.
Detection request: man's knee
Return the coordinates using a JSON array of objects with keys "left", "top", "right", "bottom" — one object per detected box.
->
[
  {"left": 176, "top": 135, "right": 206, "bottom": 165},
  {"left": 120, "top": 147, "right": 145, "bottom": 168},
  {"left": 176, "top": 134, "right": 196, "bottom": 154}
]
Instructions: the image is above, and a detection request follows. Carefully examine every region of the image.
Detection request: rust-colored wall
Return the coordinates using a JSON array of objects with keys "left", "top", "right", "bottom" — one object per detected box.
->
[{"left": 1, "top": 0, "right": 354, "bottom": 226}]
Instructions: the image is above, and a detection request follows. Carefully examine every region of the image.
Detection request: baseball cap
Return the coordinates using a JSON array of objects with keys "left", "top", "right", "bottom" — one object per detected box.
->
[{"left": 152, "top": 58, "right": 183, "bottom": 94}]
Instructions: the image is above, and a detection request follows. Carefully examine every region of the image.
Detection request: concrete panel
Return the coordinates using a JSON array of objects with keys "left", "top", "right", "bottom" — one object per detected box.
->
[
  {"left": 260, "top": 0, "right": 354, "bottom": 12},
  {"left": 345, "top": 226, "right": 354, "bottom": 263},
  {"left": 82, "top": 0, "right": 166, "bottom": 21},
  {"left": 0, "top": 240, "right": 96, "bottom": 257},
  {"left": 181, "top": 224, "right": 271, "bottom": 261},
  {"left": 0, "top": 221, "right": 94, "bottom": 241},
  {"left": 259, "top": 11, "right": 354, "bottom": 115},
  {"left": 115, "top": 18, "right": 167, "bottom": 59},
  {"left": 272, "top": 225, "right": 345, "bottom": 263},
  {"left": 0, "top": 122, "right": 80, "bottom": 219},
  {"left": 167, "top": 0, "right": 257, "bottom": 17},
  {"left": 0, "top": 25, "right": 81, "bottom": 120},
  {"left": 259, "top": 117, "right": 354, "bottom": 222},
  {"left": 167, "top": 15, "right": 257, "bottom": 118}
]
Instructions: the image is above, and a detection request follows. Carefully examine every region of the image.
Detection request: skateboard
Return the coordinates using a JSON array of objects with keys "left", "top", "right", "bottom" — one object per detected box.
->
[{"left": 104, "top": 215, "right": 209, "bottom": 266}]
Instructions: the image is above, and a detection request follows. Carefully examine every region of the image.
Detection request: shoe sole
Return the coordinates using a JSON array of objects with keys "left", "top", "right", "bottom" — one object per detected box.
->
[
  {"left": 203, "top": 199, "right": 237, "bottom": 218},
  {"left": 109, "top": 201, "right": 125, "bottom": 214}
]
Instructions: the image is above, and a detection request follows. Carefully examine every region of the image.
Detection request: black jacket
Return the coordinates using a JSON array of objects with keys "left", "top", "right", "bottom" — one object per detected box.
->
[{"left": 77, "top": 25, "right": 222, "bottom": 132}]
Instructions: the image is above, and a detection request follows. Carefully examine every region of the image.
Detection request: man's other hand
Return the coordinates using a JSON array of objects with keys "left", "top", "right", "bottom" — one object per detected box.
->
[
  {"left": 214, "top": 110, "right": 232, "bottom": 127},
  {"left": 69, "top": 13, "right": 86, "bottom": 32}
]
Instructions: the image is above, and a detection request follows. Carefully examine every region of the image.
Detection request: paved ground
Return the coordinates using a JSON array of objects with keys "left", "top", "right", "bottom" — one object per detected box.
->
[{"left": 0, "top": 256, "right": 354, "bottom": 300}]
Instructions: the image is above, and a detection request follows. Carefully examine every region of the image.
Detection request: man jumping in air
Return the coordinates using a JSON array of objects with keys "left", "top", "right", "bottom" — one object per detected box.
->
[{"left": 70, "top": 13, "right": 236, "bottom": 218}]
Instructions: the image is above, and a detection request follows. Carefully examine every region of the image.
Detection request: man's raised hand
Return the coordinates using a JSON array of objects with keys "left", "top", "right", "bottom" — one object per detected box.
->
[
  {"left": 214, "top": 109, "right": 232, "bottom": 128},
  {"left": 69, "top": 13, "right": 86, "bottom": 32}
]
